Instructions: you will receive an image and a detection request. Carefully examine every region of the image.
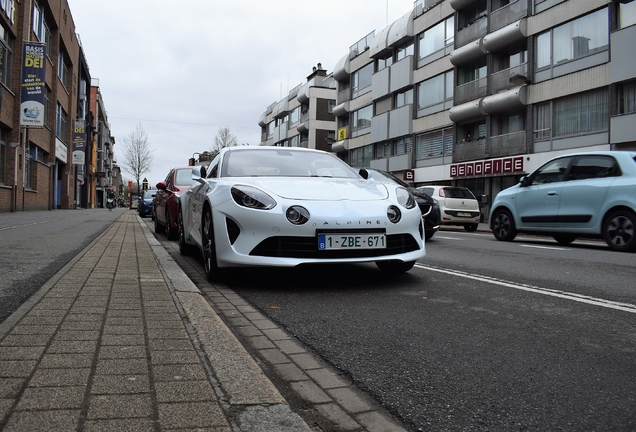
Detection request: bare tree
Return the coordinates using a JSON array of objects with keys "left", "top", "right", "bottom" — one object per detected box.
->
[
  {"left": 120, "top": 123, "right": 154, "bottom": 196},
  {"left": 212, "top": 126, "right": 238, "bottom": 152}
]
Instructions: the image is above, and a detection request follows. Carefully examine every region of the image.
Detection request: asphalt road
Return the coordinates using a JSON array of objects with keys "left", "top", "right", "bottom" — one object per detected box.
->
[
  {"left": 0, "top": 208, "right": 125, "bottom": 324},
  {"left": 206, "top": 231, "right": 636, "bottom": 431}
]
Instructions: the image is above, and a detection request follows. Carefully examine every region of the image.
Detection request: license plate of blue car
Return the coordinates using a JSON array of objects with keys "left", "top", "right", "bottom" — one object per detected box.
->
[{"left": 318, "top": 233, "right": 386, "bottom": 250}]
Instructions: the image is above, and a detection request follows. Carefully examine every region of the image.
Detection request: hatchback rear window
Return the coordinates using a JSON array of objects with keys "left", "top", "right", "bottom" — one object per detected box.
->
[{"left": 442, "top": 188, "right": 476, "bottom": 199}]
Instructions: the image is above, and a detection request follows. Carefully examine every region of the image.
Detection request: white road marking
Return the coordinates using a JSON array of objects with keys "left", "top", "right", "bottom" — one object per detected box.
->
[
  {"left": 434, "top": 236, "right": 463, "bottom": 240},
  {"left": 414, "top": 263, "right": 636, "bottom": 314},
  {"left": 519, "top": 244, "right": 569, "bottom": 251},
  {"left": 0, "top": 219, "right": 65, "bottom": 231}
]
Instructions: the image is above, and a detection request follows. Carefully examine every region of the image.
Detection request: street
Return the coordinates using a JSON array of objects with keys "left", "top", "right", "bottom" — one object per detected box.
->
[
  {"left": 2, "top": 210, "right": 635, "bottom": 431},
  {"left": 155, "top": 224, "right": 636, "bottom": 431}
]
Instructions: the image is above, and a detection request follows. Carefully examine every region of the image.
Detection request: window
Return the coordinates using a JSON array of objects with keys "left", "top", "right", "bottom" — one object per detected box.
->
[
  {"left": 352, "top": 105, "right": 372, "bottom": 132},
  {"left": 375, "top": 96, "right": 392, "bottom": 116},
  {"left": 492, "top": 112, "right": 524, "bottom": 135},
  {"left": 417, "top": 71, "right": 453, "bottom": 109},
  {"left": 290, "top": 106, "right": 300, "bottom": 125},
  {"left": 458, "top": 0, "right": 487, "bottom": 29},
  {"left": 416, "top": 128, "right": 453, "bottom": 159},
  {"left": 43, "top": 86, "right": 51, "bottom": 128},
  {"left": 530, "top": 157, "right": 572, "bottom": 185},
  {"left": 349, "top": 145, "right": 372, "bottom": 168},
  {"left": 618, "top": 81, "right": 636, "bottom": 115},
  {"left": 267, "top": 121, "right": 274, "bottom": 139},
  {"left": 352, "top": 63, "right": 373, "bottom": 93},
  {"left": 536, "top": 8, "right": 608, "bottom": 70},
  {"left": 534, "top": 102, "right": 551, "bottom": 139},
  {"left": 567, "top": 156, "right": 618, "bottom": 181},
  {"left": 289, "top": 135, "right": 300, "bottom": 147},
  {"left": 377, "top": 55, "right": 393, "bottom": 71},
  {"left": 375, "top": 142, "right": 389, "bottom": 159},
  {"left": 0, "top": 24, "right": 13, "bottom": 86},
  {"left": 619, "top": 1, "right": 636, "bottom": 29},
  {"left": 32, "top": 1, "right": 44, "bottom": 41},
  {"left": 44, "top": 20, "right": 52, "bottom": 59},
  {"left": 393, "top": 137, "right": 413, "bottom": 155},
  {"left": 396, "top": 42, "right": 414, "bottom": 61},
  {"left": 395, "top": 88, "right": 413, "bottom": 108},
  {"left": 418, "top": 16, "right": 454, "bottom": 60},
  {"left": 0, "top": 138, "right": 5, "bottom": 185},
  {"left": 58, "top": 51, "right": 70, "bottom": 90},
  {"left": 56, "top": 103, "right": 68, "bottom": 140},
  {"left": 553, "top": 88, "right": 608, "bottom": 137},
  {"left": 458, "top": 58, "right": 487, "bottom": 85},
  {"left": 25, "top": 144, "right": 36, "bottom": 190}
]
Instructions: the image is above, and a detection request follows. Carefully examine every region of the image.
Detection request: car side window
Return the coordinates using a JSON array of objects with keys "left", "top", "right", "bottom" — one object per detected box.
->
[
  {"left": 530, "top": 157, "right": 572, "bottom": 185},
  {"left": 566, "top": 156, "right": 619, "bottom": 181}
]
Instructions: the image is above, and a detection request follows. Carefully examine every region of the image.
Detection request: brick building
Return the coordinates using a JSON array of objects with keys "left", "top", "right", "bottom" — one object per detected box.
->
[{"left": 0, "top": 0, "right": 114, "bottom": 213}]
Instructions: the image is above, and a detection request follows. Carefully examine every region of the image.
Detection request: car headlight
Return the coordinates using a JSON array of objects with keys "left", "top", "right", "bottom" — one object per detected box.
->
[
  {"left": 286, "top": 206, "right": 310, "bottom": 225},
  {"left": 387, "top": 205, "right": 402, "bottom": 223},
  {"left": 396, "top": 187, "right": 416, "bottom": 209},
  {"left": 231, "top": 185, "right": 276, "bottom": 210}
]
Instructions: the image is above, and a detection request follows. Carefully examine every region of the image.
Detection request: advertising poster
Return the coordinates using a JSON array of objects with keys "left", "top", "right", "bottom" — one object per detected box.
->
[
  {"left": 72, "top": 120, "right": 86, "bottom": 165},
  {"left": 20, "top": 42, "right": 46, "bottom": 127}
]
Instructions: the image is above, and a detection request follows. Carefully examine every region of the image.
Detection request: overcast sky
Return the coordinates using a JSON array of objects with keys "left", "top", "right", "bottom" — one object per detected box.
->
[{"left": 67, "top": 0, "right": 416, "bottom": 186}]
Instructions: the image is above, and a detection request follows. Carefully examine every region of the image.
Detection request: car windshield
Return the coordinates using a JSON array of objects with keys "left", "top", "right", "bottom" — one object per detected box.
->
[
  {"left": 369, "top": 170, "right": 407, "bottom": 187},
  {"left": 175, "top": 169, "right": 195, "bottom": 186},
  {"left": 222, "top": 149, "right": 360, "bottom": 179},
  {"left": 142, "top": 191, "right": 155, "bottom": 199},
  {"left": 443, "top": 187, "right": 476, "bottom": 199}
]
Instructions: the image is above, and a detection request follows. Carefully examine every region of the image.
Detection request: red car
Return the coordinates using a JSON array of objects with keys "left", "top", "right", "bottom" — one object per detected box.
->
[{"left": 154, "top": 166, "right": 197, "bottom": 240}]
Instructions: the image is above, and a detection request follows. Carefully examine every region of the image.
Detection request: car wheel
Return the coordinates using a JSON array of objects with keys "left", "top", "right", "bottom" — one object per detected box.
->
[
  {"left": 375, "top": 260, "right": 415, "bottom": 273},
  {"left": 166, "top": 211, "right": 177, "bottom": 241},
  {"left": 464, "top": 224, "right": 478, "bottom": 232},
  {"left": 425, "top": 230, "right": 435, "bottom": 241},
  {"left": 603, "top": 210, "right": 636, "bottom": 252},
  {"left": 154, "top": 214, "right": 165, "bottom": 234},
  {"left": 492, "top": 209, "right": 517, "bottom": 241},
  {"left": 202, "top": 208, "right": 219, "bottom": 281},
  {"left": 553, "top": 235, "right": 576, "bottom": 245},
  {"left": 178, "top": 209, "right": 192, "bottom": 256}
]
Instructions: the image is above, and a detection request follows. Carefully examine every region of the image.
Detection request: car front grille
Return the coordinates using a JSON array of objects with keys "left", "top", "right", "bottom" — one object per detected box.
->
[{"left": 250, "top": 234, "right": 421, "bottom": 259}]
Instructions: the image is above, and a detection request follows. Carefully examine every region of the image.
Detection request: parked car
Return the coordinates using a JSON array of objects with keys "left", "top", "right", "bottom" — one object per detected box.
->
[
  {"left": 178, "top": 146, "right": 426, "bottom": 280},
  {"left": 130, "top": 194, "right": 139, "bottom": 209},
  {"left": 489, "top": 151, "right": 636, "bottom": 252},
  {"left": 360, "top": 168, "right": 440, "bottom": 240},
  {"left": 417, "top": 185, "right": 481, "bottom": 232},
  {"left": 138, "top": 190, "right": 155, "bottom": 218},
  {"left": 154, "top": 166, "right": 200, "bottom": 240}
]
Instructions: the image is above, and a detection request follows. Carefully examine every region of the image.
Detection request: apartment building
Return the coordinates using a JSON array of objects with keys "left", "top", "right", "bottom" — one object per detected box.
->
[
  {"left": 260, "top": 0, "right": 636, "bottom": 222},
  {"left": 90, "top": 79, "right": 116, "bottom": 208},
  {"left": 0, "top": 0, "right": 116, "bottom": 213},
  {"left": 259, "top": 64, "right": 337, "bottom": 151}
]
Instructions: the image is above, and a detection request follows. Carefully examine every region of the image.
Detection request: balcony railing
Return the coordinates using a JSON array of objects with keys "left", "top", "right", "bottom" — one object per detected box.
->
[
  {"left": 454, "top": 138, "right": 487, "bottom": 162},
  {"left": 490, "top": 62, "right": 528, "bottom": 92},
  {"left": 350, "top": 31, "right": 374, "bottom": 59},
  {"left": 455, "top": 77, "right": 487, "bottom": 104},
  {"left": 488, "top": 131, "right": 527, "bottom": 158},
  {"left": 456, "top": 16, "right": 487, "bottom": 47},
  {"left": 337, "top": 88, "right": 351, "bottom": 105},
  {"left": 490, "top": 0, "right": 527, "bottom": 32}
]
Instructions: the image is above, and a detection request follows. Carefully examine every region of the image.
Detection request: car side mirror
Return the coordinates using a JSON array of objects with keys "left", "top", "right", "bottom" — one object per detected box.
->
[
  {"left": 156, "top": 182, "right": 167, "bottom": 190},
  {"left": 191, "top": 166, "right": 205, "bottom": 180},
  {"left": 519, "top": 176, "right": 530, "bottom": 187},
  {"left": 359, "top": 168, "right": 369, "bottom": 179}
]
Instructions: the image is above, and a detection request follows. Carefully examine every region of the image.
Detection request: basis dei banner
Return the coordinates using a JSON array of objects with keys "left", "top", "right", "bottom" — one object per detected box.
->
[
  {"left": 72, "top": 120, "right": 87, "bottom": 165},
  {"left": 20, "top": 42, "right": 46, "bottom": 127}
]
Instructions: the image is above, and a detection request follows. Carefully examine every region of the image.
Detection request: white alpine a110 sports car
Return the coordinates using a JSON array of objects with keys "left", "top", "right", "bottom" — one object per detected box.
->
[{"left": 178, "top": 146, "right": 425, "bottom": 280}]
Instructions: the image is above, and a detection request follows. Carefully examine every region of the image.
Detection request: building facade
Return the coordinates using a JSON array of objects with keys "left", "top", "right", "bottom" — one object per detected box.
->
[
  {"left": 259, "top": 64, "right": 337, "bottom": 151},
  {"left": 259, "top": 0, "right": 636, "bottom": 222},
  {"left": 0, "top": 0, "right": 115, "bottom": 213}
]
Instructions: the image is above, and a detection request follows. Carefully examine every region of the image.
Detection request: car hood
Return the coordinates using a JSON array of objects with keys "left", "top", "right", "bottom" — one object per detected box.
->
[{"left": 239, "top": 178, "right": 389, "bottom": 201}]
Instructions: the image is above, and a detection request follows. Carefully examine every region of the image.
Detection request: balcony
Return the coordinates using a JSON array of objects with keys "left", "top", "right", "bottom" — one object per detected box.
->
[
  {"left": 456, "top": 16, "right": 487, "bottom": 47},
  {"left": 454, "top": 138, "right": 488, "bottom": 162},
  {"left": 490, "top": 62, "right": 528, "bottom": 93},
  {"left": 490, "top": 1, "right": 527, "bottom": 32},
  {"left": 455, "top": 77, "right": 487, "bottom": 104},
  {"left": 488, "top": 131, "right": 527, "bottom": 158},
  {"left": 337, "top": 88, "right": 351, "bottom": 105}
]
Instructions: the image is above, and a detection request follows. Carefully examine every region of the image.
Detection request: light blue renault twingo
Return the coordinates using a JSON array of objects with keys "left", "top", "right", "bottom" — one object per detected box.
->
[{"left": 489, "top": 151, "right": 636, "bottom": 252}]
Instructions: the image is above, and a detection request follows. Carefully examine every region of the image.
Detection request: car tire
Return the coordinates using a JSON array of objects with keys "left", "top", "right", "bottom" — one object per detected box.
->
[
  {"left": 492, "top": 209, "right": 517, "bottom": 242},
  {"left": 425, "top": 230, "right": 435, "bottom": 241},
  {"left": 178, "top": 208, "right": 193, "bottom": 256},
  {"left": 166, "top": 211, "right": 177, "bottom": 241},
  {"left": 553, "top": 235, "right": 576, "bottom": 245},
  {"left": 603, "top": 210, "right": 636, "bottom": 252},
  {"left": 154, "top": 215, "right": 165, "bottom": 234},
  {"left": 464, "top": 224, "right": 478, "bottom": 232},
  {"left": 375, "top": 260, "right": 415, "bottom": 273},
  {"left": 202, "top": 208, "right": 219, "bottom": 281}
]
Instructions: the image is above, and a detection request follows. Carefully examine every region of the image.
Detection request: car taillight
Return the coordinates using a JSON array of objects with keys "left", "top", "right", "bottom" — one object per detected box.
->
[{"left": 439, "top": 189, "right": 445, "bottom": 198}]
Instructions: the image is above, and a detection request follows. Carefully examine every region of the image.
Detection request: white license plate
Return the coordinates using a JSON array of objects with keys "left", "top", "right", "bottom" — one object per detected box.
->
[
  {"left": 457, "top": 212, "right": 472, "bottom": 217},
  {"left": 318, "top": 233, "right": 386, "bottom": 250}
]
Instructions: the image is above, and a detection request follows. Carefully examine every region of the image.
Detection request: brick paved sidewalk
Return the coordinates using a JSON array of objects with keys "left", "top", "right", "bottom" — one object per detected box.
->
[{"left": 0, "top": 212, "right": 308, "bottom": 431}]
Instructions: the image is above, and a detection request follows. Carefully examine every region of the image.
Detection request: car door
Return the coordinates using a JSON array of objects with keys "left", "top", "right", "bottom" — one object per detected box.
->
[
  {"left": 513, "top": 156, "right": 572, "bottom": 228},
  {"left": 557, "top": 155, "right": 618, "bottom": 230}
]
